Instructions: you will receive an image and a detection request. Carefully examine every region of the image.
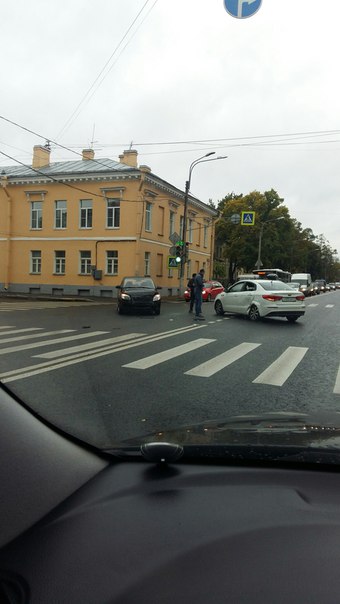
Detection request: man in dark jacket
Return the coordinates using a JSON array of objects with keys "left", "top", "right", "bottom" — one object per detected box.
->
[
  {"left": 194, "top": 268, "right": 205, "bottom": 320},
  {"left": 187, "top": 273, "right": 196, "bottom": 313}
]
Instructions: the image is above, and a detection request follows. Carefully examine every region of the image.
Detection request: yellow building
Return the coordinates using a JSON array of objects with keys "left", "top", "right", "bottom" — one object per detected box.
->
[{"left": 0, "top": 145, "right": 217, "bottom": 297}]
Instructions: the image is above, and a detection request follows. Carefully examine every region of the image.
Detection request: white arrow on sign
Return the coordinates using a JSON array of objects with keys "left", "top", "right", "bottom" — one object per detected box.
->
[{"left": 238, "top": 0, "right": 257, "bottom": 18}]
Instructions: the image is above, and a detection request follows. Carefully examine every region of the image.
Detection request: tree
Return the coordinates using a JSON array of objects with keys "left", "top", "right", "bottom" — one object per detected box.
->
[{"left": 215, "top": 190, "right": 290, "bottom": 281}]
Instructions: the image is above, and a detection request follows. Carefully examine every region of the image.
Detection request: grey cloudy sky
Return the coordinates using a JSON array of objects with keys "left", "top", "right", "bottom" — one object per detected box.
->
[{"left": 1, "top": 0, "right": 339, "bottom": 254}]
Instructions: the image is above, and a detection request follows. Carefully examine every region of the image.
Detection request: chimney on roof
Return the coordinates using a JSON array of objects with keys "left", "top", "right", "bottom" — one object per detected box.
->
[
  {"left": 82, "top": 149, "right": 95, "bottom": 161},
  {"left": 32, "top": 144, "right": 51, "bottom": 168},
  {"left": 119, "top": 149, "right": 138, "bottom": 168}
]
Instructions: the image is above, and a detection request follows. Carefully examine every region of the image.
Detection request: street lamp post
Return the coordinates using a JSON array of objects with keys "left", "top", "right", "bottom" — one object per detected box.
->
[
  {"left": 255, "top": 216, "right": 284, "bottom": 270},
  {"left": 179, "top": 152, "right": 228, "bottom": 294}
]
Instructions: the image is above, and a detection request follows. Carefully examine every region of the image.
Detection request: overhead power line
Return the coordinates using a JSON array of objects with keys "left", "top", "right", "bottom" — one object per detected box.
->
[{"left": 56, "top": 0, "right": 159, "bottom": 141}]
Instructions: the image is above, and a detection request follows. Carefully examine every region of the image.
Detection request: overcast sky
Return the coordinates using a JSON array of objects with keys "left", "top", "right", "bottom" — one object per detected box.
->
[{"left": 1, "top": 0, "right": 339, "bottom": 254}]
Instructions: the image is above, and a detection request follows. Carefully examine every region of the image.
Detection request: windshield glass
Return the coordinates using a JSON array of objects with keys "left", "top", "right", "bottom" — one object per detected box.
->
[
  {"left": 0, "top": 0, "right": 339, "bottom": 457},
  {"left": 123, "top": 278, "right": 155, "bottom": 289},
  {"left": 259, "top": 281, "right": 295, "bottom": 291}
]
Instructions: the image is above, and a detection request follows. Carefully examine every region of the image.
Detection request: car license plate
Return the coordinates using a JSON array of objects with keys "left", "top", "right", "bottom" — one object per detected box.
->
[{"left": 282, "top": 297, "right": 296, "bottom": 302}]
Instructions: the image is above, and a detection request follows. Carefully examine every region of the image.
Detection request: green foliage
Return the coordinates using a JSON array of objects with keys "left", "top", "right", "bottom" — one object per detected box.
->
[{"left": 215, "top": 189, "right": 338, "bottom": 280}]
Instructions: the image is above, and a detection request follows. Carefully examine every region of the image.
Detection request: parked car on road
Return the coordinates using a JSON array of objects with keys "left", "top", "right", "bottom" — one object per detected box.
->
[
  {"left": 214, "top": 279, "right": 305, "bottom": 322},
  {"left": 116, "top": 277, "right": 161, "bottom": 315},
  {"left": 184, "top": 280, "right": 224, "bottom": 302}
]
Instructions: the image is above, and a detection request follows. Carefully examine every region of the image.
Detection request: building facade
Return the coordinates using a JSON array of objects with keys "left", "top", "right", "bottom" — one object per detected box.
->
[{"left": 0, "top": 145, "right": 217, "bottom": 297}]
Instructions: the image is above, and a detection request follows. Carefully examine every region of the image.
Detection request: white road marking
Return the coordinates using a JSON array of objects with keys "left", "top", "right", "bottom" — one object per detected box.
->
[
  {"left": 0, "top": 327, "right": 44, "bottom": 336},
  {"left": 308, "top": 304, "right": 318, "bottom": 307},
  {"left": 253, "top": 346, "right": 308, "bottom": 386},
  {"left": 0, "top": 325, "right": 16, "bottom": 330},
  {"left": 0, "top": 301, "right": 108, "bottom": 312},
  {"left": 0, "top": 324, "right": 206, "bottom": 382},
  {"left": 333, "top": 365, "right": 340, "bottom": 394},
  {"left": 0, "top": 329, "right": 72, "bottom": 344},
  {"left": 123, "top": 338, "right": 215, "bottom": 369},
  {"left": 34, "top": 333, "right": 145, "bottom": 358},
  {"left": 185, "top": 342, "right": 261, "bottom": 378},
  {"left": 325, "top": 304, "right": 334, "bottom": 308},
  {"left": 0, "top": 331, "right": 108, "bottom": 355}
]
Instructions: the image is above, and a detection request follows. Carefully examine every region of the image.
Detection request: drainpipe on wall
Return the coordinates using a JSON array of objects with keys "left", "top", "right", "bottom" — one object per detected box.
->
[{"left": 0, "top": 175, "right": 12, "bottom": 290}]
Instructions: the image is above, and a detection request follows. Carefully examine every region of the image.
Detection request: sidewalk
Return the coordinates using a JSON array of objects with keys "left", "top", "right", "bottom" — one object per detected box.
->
[{"left": 0, "top": 292, "right": 186, "bottom": 304}]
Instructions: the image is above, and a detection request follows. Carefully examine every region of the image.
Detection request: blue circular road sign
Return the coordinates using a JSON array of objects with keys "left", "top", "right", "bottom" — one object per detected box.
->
[{"left": 223, "top": 0, "right": 262, "bottom": 19}]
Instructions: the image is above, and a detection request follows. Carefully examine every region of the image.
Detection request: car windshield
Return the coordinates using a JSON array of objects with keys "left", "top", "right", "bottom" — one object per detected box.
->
[
  {"left": 259, "top": 281, "right": 296, "bottom": 291},
  {"left": 123, "top": 278, "right": 155, "bottom": 289},
  {"left": 0, "top": 0, "right": 339, "bottom": 459}
]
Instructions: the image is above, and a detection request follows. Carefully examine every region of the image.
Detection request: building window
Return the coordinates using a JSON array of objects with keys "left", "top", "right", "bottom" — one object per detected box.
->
[
  {"left": 180, "top": 216, "right": 184, "bottom": 239},
  {"left": 188, "top": 219, "right": 193, "bottom": 243},
  {"left": 197, "top": 223, "right": 202, "bottom": 246},
  {"left": 158, "top": 206, "right": 164, "bottom": 236},
  {"left": 31, "top": 202, "right": 42, "bottom": 229},
  {"left": 107, "top": 199, "right": 120, "bottom": 228},
  {"left": 55, "top": 251, "right": 66, "bottom": 274},
  {"left": 80, "top": 200, "right": 93, "bottom": 228},
  {"left": 145, "top": 202, "right": 152, "bottom": 231},
  {"left": 106, "top": 250, "right": 118, "bottom": 275},
  {"left": 186, "top": 259, "right": 191, "bottom": 279},
  {"left": 31, "top": 250, "right": 41, "bottom": 274},
  {"left": 169, "top": 210, "right": 175, "bottom": 236},
  {"left": 157, "top": 253, "right": 163, "bottom": 276},
  {"left": 80, "top": 251, "right": 92, "bottom": 275},
  {"left": 55, "top": 200, "right": 67, "bottom": 229},
  {"left": 144, "top": 252, "right": 151, "bottom": 275},
  {"left": 204, "top": 224, "right": 208, "bottom": 247}
]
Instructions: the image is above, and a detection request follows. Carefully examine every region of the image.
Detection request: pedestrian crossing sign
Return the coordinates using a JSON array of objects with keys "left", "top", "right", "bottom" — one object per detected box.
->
[
  {"left": 168, "top": 256, "right": 179, "bottom": 268},
  {"left": 241, "top": 211, "right": 255, "bottom": 226}
]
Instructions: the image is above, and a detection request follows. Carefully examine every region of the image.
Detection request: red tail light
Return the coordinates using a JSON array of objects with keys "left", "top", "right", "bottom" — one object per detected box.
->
[
  {"left": 296, "top": 295, "right": 305, "bottom": 301},
  {"left": 262, "top": 295, "right": 282, "bottom": 301}
]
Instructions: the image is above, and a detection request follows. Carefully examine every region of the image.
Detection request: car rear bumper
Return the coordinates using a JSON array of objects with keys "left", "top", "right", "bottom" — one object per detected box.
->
[{"left": 264, "top": 310, "right": 305, "bottom": 318}]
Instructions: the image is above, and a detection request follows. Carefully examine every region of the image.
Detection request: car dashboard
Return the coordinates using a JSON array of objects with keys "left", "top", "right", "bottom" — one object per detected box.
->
[{"left": 1, "top": 385, "right": 340, "bottom": 603}]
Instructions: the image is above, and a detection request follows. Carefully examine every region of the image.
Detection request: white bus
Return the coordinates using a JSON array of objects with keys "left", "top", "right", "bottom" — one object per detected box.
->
[{"left": 252, "top": 268, "right": 292, "bottom": 283}]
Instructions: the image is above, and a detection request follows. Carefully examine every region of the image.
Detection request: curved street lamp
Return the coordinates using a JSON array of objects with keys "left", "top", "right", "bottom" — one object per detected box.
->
[
  {"left": 179, "top": 152, "right": 228, "bottom": 291},
  {"left": 255, "top": 216, "right": 285, "bottom": 270}
]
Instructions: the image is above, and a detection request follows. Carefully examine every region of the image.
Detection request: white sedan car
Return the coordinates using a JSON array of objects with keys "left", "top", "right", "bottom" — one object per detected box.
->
[{"left": 214, "top": 279, "right": 305, "bottom": 322}]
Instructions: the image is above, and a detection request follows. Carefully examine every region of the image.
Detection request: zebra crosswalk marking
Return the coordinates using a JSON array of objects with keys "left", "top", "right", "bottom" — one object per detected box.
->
[
  {"left": 333, "top": 366, "right": 340, "bottom": 394},
  {"left": 253, "top": 346, "right": 308, "bottom": 386},
  {"left": 0, "top": 329, "right": 71, "bottom": 344},
  {"left": 0, "top": 324, "right": 206, "bottom": 383},
  {"left": 0, "top": 330, "right": 109, "bottom": 355},
  {"left": 184, "top": 342, "right": 261, "bottom": 378},
  {"left": 123, "top": 338, "right": 215, "bottom": 370},
  {"left": 0, "top": 301, "right": 108, "bottom": 312},
  {"left": 34, "top": 333, "right": 146, "bottom": 359}
]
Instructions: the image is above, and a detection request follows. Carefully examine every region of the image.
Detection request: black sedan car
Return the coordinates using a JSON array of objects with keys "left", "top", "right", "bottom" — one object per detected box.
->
[{"left": 116, "top": 277, "right": 161, "bottom": 315}]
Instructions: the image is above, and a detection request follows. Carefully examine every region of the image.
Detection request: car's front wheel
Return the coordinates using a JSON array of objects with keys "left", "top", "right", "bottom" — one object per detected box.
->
[
  {"left": 117, "top": 304, "right": 124, "bottom": 315},
  {"left": 154, "top": 306, "right": 161, "bottom": 315},
  {"left": 249, "top": 304, "right": 260, "bottom": 321},
  {"left": 215, "top": 300, "right": 225, "bottom": 316}
]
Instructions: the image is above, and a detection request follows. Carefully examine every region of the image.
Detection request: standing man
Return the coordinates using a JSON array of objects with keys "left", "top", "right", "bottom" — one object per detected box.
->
[
  {"left": 194, "top": 268, "right": 205, "bottom": 321},
  {"left": 187, "top": 273, "right": 196, "bottom": 313}
]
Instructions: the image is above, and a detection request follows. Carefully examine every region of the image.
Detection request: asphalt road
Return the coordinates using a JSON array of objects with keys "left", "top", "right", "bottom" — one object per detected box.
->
[{"left": 0, "top": 294, "right": 339, "bottom": 449}]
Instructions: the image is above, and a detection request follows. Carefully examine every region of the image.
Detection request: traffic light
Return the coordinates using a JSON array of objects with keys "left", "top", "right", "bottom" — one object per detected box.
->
[
  {"left": 175, "top": 241, "right": 189, "bottom": 264},
  {"left": 175, "top": 245, "right": 182, "bottom": 264}
]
